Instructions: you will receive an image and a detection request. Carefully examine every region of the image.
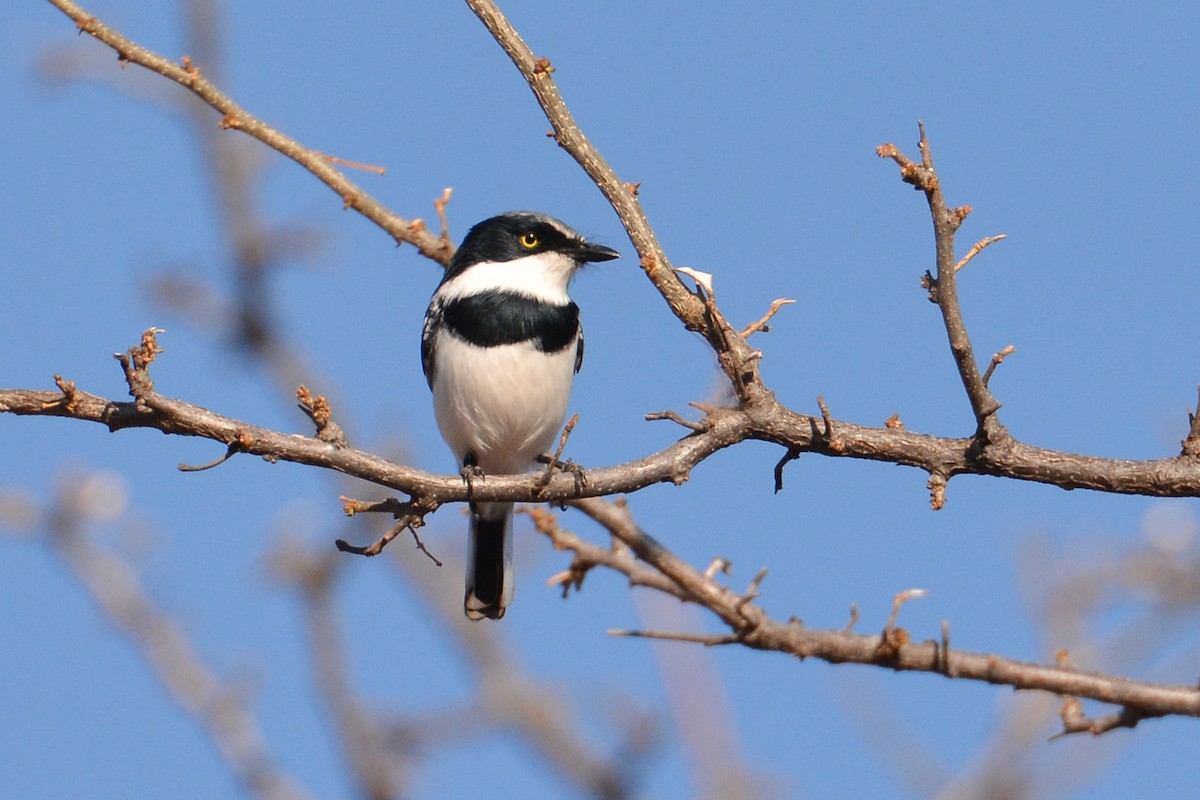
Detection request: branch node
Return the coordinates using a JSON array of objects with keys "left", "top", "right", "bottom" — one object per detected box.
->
[
  {"left": 739, "top": 567, "right": 768, "bottom": 606},
  {"left": 43, "top": 375, "right": 78, "bottom": 413},
  {"left": 816, "top": 396, "right": 842, "bottom": 452},
  {"left": 180, "top": 54, "right": 199, "bottom": 83},
  {"left": 939, "top": 619, "right": 954, "bottom": 676},
  {"left": 334, "top": 497, "right": 439, "bottom": 558},
  {"left": 114, "top": 327, "right": 165, "bottom": 400},
  {"left": 927, "top": 472, "right": 948, "bottom": 510},
  {"left": 1051, "top": 697, "right": 1155, "bottom": 740},
  {"left": 1182, "top": 384, "right": 1200, "bottom": 458}
]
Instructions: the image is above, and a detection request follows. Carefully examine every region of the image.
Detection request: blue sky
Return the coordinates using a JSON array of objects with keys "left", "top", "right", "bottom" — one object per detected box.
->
[{"left": 5, "top": 2, "right": 1200, "bottom": 798}]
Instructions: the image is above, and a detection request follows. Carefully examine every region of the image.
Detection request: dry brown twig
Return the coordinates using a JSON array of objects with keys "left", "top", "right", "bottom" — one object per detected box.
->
[{"left": 10, "top": 0, "right": 1200, "bottom": 731}]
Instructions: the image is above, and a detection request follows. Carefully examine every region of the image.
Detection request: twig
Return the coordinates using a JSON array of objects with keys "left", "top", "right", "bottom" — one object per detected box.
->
[
  {"left": 178, "top": 443, "right": 239, "bottom": 472},
  {"left": 538, "top": 413, "right": 580, "bottom": 487},
  {"left": 608, "top": 629, "right": 744, "bottom": 646},
  {"left": 703, "top": 558, "right": 732, "bottom": 579},
  {"left": 772, "top": 447, "right": 800, "bottom": 494},
  {"left": 433, "top": 187, "right": 454, "bottom": 250},
  {"left": 319, "top": 152, "right": 386, "bottom": 176},
  {"left": 844, "top": 604, "right": 861, "bottom": 633},
  {"left": 334, "top": 497, "right": 439, "bottom": 558},
  {"left": 1051, "top": 698, "right": 1155, "bottom": 740},
  {"left": 981, "top": 345, "right": 1016, "bottom": 388},
  {"left": 645, "top": 409, "right": 709, "bottom": 432},
  {"left": 740, "top": 298, "right": 796, "bottom": 338},
  {"left": 879, "top": 124, "right": 1007, "bottom": 438},
  {"left": 885, "top": 588, "right": 929, "bottom": 631},
  {"left": 527, "top": 506, "right": 685, "bottom": 599},
  {"left": 953, "top": 234, "right": 1007, "bottom": 273}
]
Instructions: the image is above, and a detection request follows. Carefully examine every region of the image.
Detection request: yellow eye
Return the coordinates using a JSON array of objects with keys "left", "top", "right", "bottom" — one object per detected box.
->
[{"left": 519, "top": 232, "right": 540, "bottom": 249}]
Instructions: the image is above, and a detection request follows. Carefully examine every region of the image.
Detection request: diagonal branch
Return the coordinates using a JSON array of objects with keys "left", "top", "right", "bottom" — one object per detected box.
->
[
  {"left": 463, "top": 0, "right": 771, "bottom": 406},
  {"left": 463, "top": 0, "right": 699, "bottom": 330},
  {"left": 44, "top": 0, "right": 453, "bottom": 266},
  {"left": 556, "top": 498, "right": 1200, "bottom": 722},
  {"left": 32, "top": 479, "right": 311, "bottom": 800}
]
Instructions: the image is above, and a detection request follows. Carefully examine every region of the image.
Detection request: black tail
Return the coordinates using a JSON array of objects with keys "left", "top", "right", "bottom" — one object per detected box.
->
[{"left": 465, "top": 504, "right": 512, "bottom": 620}]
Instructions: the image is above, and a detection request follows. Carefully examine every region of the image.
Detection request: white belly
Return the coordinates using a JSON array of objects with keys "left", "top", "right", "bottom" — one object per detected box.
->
[{"left": 431, "top": 333, "right": 577, "bottom": 475}]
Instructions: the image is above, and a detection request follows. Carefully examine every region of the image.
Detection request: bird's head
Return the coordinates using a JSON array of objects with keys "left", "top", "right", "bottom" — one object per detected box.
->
[{"left": 440, "top": 211, "right": 620, "bottom": 303}]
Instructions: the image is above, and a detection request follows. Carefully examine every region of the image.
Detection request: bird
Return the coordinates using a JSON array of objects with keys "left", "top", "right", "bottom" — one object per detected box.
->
[{"left": 421, "top": 211, "right": 620, "bottom": 620}]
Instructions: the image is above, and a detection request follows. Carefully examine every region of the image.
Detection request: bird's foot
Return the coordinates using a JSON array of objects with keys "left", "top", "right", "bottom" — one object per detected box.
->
[
  {"left": 460, "top": 458, "right": 485, "bottom": 498},
  {"left": 536, "top": 454, "right": 588, "bottom": 498}
]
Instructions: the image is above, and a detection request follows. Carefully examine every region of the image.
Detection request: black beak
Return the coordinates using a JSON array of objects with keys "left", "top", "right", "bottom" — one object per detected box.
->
[{"left": 573, "top": 241, "right": 621, "bottom": 263}]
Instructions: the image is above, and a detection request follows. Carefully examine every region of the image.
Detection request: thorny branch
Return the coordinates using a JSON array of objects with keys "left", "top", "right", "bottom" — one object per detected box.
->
[{"left": 12, "top": 0, "right": 1200, "bottom": 731}]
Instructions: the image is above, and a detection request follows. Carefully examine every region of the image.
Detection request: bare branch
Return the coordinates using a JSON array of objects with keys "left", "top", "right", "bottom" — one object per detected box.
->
[
  {"left": 463, "top": 0, "right": 772, "bottom": 407},
  {"left": 982, "top": 345, "right": 1017, "bottom": 389},
  {"left": 1051, "top": 697, "right": 1155, "bottom": 740},
  {"left": 30, "top": 479, "right": 311, "bottom": 800},
  {"left": 10, "top": 334, "right": 1200, "bottom": 506},
  {"left": 44, "top": 0, "right": 454, "bottom": 265},
  {"left": 562, "top": 499, "right": 1200, "bottom": 722},
  {"left": 953, "top": 234, "right": 1007, "bottom": 273},
  {"left": 879, "top": 124, "right": 1006, "bottom": 438},
  {"left": 740, "top": 298, "right": 796, "bottom": 338}
]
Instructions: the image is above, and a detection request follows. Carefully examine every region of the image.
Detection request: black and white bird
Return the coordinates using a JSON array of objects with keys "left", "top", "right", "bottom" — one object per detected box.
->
[{"left": 421, "top": 211, "right": 620, "bottom": 620}]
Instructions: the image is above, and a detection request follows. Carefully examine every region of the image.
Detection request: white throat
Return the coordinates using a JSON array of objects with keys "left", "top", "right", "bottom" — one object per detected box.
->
[{"left": 438, "top": 251, "right": 576, "bottom": 305}]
